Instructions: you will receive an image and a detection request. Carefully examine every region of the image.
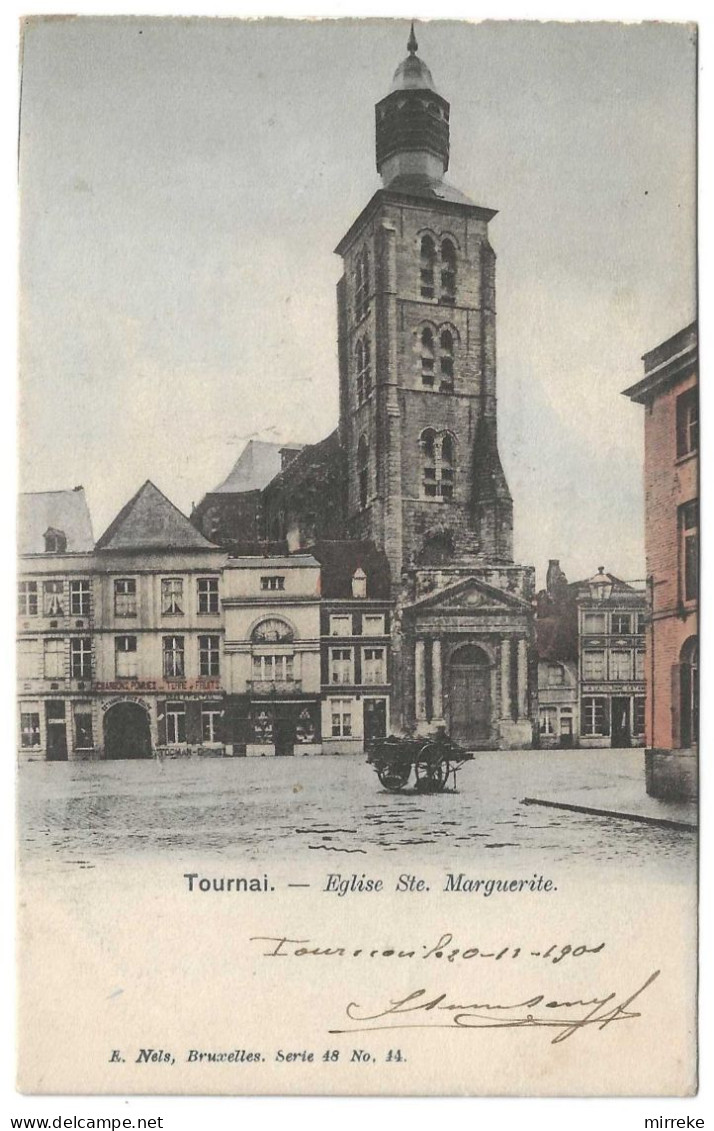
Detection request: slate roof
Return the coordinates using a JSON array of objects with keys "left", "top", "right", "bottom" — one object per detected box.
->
[
  {"left": 96, "top": 481, "right": 218, "bottom": 551},
  {"left": 212, "top": 440, "right": 303, "bottom": 495},
  {"left": 535, "top": 609, "right": 578, "bottom": 662},
  {"left": 384, "top": 174, "right": 482, "bottom": 208},
  {"left": 227, "top": 555, "right": 319, "bottom": 569},
  {"left": 310, "top": 540, "right": 391, "bottom": 600},
  {"left": 261, "top": 429, "right": 342, "bottom": 494},
  {"left": 18, "top": 488, "right": 94, "bottom": 555},
  {"left": 572, "top": 571, "right": 641, "bottom": 596}
]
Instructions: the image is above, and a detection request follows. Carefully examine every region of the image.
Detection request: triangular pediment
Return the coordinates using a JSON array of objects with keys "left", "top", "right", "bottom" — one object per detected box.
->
[
  {"left": 407, "top": 575, "right": 531, "bottom": 613},
  {"left": 96, "top": 481, "right": 218, "bottom": 551}
]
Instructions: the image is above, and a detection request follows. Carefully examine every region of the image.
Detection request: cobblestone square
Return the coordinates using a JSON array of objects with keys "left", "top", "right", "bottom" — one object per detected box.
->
[{"left": 19, "top": 748, "right": 695, "bottom": 883}]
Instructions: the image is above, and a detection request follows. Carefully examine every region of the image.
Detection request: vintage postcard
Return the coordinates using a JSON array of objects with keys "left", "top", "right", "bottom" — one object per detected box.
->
[{"left": 16, "top": 16, "right": 698, "bottom": 1097}]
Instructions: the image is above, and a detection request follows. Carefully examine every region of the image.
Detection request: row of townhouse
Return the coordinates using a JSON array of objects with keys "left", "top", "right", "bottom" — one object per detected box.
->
[
  {"left": 535, "top": 561, "right": 647, "bottom": 749},
  {"left": 17, "top": 482, "right": 392, "bottom": 761}
]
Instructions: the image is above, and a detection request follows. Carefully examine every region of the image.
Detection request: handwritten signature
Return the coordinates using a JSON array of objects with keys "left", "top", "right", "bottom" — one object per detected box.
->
[{"left": 329, "top": 970, "right": 660, "bottom": 1044}]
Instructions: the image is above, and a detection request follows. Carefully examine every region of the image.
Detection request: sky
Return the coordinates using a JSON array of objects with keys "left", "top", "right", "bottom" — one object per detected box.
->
[{"left": 18, "top": 17, "right": 696, "bottom": 585}]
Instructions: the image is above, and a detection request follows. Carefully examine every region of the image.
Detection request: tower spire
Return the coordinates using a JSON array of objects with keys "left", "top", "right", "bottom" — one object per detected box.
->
[{"left": 375, "top": 25, "right": 450, "bottom": 183}]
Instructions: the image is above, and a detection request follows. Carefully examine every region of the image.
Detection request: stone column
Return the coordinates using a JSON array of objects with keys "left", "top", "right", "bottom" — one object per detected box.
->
[
  {"left": 501, "top": 639, "right": 511, "bottom": 718},
  {"left": 517, "top": 637, "right": 528, "bottom": 719},
  {"left": 415, "top": 638, "right": 427, "bottom": 722},
  {"left": 431, "top": 638, "right": 444, "bottom": 723}
]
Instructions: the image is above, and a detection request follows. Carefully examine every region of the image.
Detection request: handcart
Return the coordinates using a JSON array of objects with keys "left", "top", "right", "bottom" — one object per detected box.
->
[{"left": 366, "top": 733, "right": 473, "bottom": 793}]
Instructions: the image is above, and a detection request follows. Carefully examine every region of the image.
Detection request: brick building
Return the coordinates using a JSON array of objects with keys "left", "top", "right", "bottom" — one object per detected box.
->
[{"left": 623, "top": 322, "right": 698, "bottom": 799}]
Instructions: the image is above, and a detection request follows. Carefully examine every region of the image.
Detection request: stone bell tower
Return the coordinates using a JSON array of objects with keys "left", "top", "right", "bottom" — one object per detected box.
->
[
  {"left": 336, "top": 24, "right": 514, "bottom": 586},
  {"left": 334, "top": 25, "right": 535, "bottom": 748}
]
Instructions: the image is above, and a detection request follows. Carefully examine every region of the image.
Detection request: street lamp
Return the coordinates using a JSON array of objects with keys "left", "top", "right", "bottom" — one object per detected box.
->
[{"left": 586, "top": 566, "right": 613, "bottom": 601}]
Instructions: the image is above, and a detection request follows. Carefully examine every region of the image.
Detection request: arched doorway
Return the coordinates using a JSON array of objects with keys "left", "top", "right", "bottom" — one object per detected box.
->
[
  {"left": 679, "top": 636, "right": 698, "bottom": 748},
  {"left": 447, "top": 644, "right": 491, "bottom": 747},
  {"left": 103, "top": 702, "right": 152, "bottom": 760}
]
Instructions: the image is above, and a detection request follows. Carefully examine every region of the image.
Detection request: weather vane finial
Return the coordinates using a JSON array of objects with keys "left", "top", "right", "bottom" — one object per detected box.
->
[{"left": 407, "top": 21, "right": 418, "bottom": 55}]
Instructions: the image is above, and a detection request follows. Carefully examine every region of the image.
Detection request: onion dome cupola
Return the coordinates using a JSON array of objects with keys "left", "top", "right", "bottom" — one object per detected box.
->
[{"left": 375, "top": 23, "right": 451, "bottom": 185}]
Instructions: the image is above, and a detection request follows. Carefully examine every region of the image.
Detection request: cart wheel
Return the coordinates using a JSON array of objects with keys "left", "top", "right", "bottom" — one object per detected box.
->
[
  {"left": 377, "top": 763, "right": 411, "bottom": 792},
  {"left": 414, "top": 746, "right": 449, "bottom": 793}
]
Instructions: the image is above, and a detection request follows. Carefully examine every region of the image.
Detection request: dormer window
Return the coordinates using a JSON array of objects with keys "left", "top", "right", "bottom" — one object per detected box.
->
[
  {"left": 352, "top": 567, "right": 367, "bottom": 599},
  {"left": 44, "top": 527, "right": 67, "bottom": 553}
]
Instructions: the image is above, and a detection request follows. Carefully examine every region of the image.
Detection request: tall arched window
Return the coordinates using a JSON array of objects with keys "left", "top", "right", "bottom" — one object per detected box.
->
[
  {"left": 356, "top": 336, "right": 371, "bottom": 404},
  {"left": 250, "top": 618, "right": 296, "bottom": 688},
  {"left": 355, "top": 247, "right": 369, "bottom": 321},
  {"left": 421, "top": 428, "right": 438, "bottom": 497},
  {"left": 251, "top": 618, "right": 294, "bottom": 644},
  {"left": 358, "top": 435, "right": 370, "bottom": 509},
  {"left": 420, "top": 327, "right": 435, "bottom": 386},
  {"left": 420, "top": 236, "right": 436, "bottom": 299},
  {"left": 420, "top": 429, "right": 455, "bottom": 501},
  {"left": 441, "top": 238, "right": 457, "bottom": 304},
  {"left": 439, "top": 329, "right": 454, "bottom": 390},
  {"left": 440, "top": 433, "right": 454, "bottom": 499},
  {"left": 354, "top": 254, "right": 363, "bottom": 321},
  {"left": 362, "top": 248, "right": 370, "bottom": 310},
  {"left": 356, "top": 339, "right": 364, "bottom": 403}
]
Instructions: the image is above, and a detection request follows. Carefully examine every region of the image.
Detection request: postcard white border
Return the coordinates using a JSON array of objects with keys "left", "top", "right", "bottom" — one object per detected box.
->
[{"left": 3, "top": 0, "right": 710, "bottom": 1127}]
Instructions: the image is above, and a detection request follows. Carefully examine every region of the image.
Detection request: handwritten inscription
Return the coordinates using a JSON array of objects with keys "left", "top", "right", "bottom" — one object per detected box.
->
[
  {"left": 329, "top": 971, "right": 661, "bottom": 1044},
  {"left": 250, "top": 932, "right": 605, "bottom": 964}
]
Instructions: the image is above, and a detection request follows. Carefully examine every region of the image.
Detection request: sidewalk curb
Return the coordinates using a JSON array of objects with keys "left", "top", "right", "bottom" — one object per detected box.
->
[{"left": 521, "top": 797, "right": 697, "bottom": 833}]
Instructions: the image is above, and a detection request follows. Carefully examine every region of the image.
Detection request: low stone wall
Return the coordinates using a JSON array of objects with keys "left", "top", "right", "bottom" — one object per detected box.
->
[{"left": 645, "top": 747, "right": 698, "bottom": 802}]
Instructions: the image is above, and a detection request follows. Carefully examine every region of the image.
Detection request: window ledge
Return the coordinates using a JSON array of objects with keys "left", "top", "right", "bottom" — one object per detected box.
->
[{"left": 674, "top": 450, "right": 698, "bottom": 468}]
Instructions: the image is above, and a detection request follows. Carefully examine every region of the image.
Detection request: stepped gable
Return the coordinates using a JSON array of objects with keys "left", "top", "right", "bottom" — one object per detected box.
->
[
  {"left": 96, "top": 480, "right": 218, "bottom": 551},
  {"left": 18, "top": 487, "right": 94, "bottom": 554}
]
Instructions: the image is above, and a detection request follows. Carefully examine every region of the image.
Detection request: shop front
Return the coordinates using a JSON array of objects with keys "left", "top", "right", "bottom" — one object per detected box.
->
[{"left": 225, "top": 694, "right": 322, "bottom": 756}]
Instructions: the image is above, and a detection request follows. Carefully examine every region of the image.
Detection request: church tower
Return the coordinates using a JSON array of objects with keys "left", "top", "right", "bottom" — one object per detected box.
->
[
  {"left": 336, "top": 24, "right": 513, "bottom": 581},
  {"left": 335, "top": 26, "right": 535, "bottom": 747}
]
